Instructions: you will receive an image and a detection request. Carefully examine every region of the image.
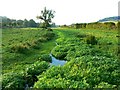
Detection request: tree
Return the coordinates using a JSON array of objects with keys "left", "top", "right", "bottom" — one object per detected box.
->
[
  {"left": 28, "top": 19, "right": 37, "bottom": 27},
  {"left": 36, "top": 7, "right": 55, "bottom": 29},
  {"left": 17, "top": 20, "right": 24, "bottom": 28},
  {"left": 23, "top": 19, "right": 29, "bottom": 28}
]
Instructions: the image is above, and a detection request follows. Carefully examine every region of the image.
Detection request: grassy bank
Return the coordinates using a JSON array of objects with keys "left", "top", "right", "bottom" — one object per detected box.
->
[
  {"left": 2, "top": 28, "right": 56, "bottom": 74},
  {"left": 2, "top": 28, "right": 120, "bottom": 89}
]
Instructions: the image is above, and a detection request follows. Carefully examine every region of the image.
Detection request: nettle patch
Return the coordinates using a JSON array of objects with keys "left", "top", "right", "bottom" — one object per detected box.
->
[
  {"left": 34, "top": 55, "right": 120, "bottom": 88},
  {"left": 2, "top": 61, "right": 50, "bottom": 89},
  {"left": 38, "top": 54, "right": 52, "bottom": 62}
]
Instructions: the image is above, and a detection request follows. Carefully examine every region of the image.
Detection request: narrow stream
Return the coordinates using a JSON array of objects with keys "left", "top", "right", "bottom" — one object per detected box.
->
[
  {"left": 50, "top": 42, "right": 67, "bottom": 66},
  {"left": 50, "top": 54, "right": 67, "bottom": 66},
  {"left": 25, "top": 43, "right": 67, "bottom": 89},
  {"left": 25, "top": 54, "right": 67, "bottom": 89}
]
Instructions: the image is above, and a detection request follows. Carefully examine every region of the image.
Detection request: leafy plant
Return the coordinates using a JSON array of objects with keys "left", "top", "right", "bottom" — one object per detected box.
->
[
  {"left": 26, "top": 61, "right": 50, "bottom": 76},
  {"left": 10, "top": 44, "right": 29, "bottom": 53},
  {"left": 85, "top": 35, "right": 98, "bottom": 45},
  {"left": 2, "top": 72, "right": 25, "bottom": 89},
  {"left": 38, "top": 54, "right": 52, "bottom": 62},
  {"left": 94, "top": 82, "right": 116, "bottom": 88}
]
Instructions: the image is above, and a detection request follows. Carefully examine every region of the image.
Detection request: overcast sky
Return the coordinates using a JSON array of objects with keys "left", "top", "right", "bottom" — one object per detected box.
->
[{"left": 0, "top": 0, "right": 119, "bottom": 25}]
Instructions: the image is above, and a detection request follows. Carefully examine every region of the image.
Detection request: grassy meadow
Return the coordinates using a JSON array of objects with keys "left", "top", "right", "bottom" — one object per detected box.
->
[
  {"left": 2, "top": 28, "right": 56, "bottom": 73},
  {"left": 2, "top": 27, "right": 120, "bottom": 88}
]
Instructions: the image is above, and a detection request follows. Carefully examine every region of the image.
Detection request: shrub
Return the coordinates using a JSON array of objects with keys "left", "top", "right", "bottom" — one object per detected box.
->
[
  {"left": 10, "top": 44, "right": 29, "bottom": 53},
  {"left": 25, "top": 61, "right": 50, "bottom": 86},
  {"left": 26, "top": 61, "right": 50, "bottom": 76},
  {"left": 42, "top": 31, "right": 55, "bottom": 40},
  {"left": 38, "top": 54, "right": 52, "bottom": 62},
  {"left": 53, "top": 52, "right": 67, "bottom": 60},
  {"left": 2, "top": 72, "right": 25, "bottom": 89},
  {"left": 75, "top": 33, "right": 87, "bottom": 38},
  {"left": 94, "top": 82, "right": 116, "bottom": 88},
  {"left": 85, "top": 35, "right": 98, "bottom": 45},
  {"left": 30, "top": 41, "right": 41, "bottom": 49},
  {"left": 38, "top": 37, "right": 48, "bottom": 42}
]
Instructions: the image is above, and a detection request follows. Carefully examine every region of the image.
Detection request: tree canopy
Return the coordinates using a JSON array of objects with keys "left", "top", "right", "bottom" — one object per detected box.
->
[{"left": 36, "top": 7, "right": 55, "bottom": 29}]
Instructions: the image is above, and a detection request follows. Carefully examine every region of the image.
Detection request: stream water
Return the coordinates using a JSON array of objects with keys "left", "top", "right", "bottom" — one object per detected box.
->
[
  {"left": 25, "top": 43, "right": 67, "bottom": 89},
  {"left": 50, "top": 54, "right": 67, "bottom": 66},
  {"left": 25, "top": 54, "right": 67, "bottom": 89}
]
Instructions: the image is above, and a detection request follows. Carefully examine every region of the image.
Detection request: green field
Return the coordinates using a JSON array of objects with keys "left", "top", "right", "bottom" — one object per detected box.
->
[{"left": 2, "top": 28, "right": 120, "bottom": 88}]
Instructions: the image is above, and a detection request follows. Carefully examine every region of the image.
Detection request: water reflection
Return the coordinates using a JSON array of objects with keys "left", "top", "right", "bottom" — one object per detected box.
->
[{"left": 50, "top": 54, "right": 67, "bottom": 66}]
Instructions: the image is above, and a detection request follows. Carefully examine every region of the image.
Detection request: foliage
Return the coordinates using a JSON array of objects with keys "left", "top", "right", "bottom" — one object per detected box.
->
[
  {"left": 71, "top": 22, "right": 117, "bottom": 30},
  {"left": 26, "top": 61, "right": 50, "bottom": 76},
  {"left": 36, "top": 7, "right": 55, "bottom": 29},
  {"left": 10, "top": 44, "right": 29, "bottom": 53},
  {"left": 2, "top": 28, "right": 55, "bottom": 74},
  {"left": 41, "top": 28, "right": 119, "bottom": 88},
  {"left": 3, "top": 28, "right": 119, "bottom": 88},
  {"left": 75, "top": 33, "right": 87, "bottom": 38},
  {"left": 118, "top": 21, "right": 120, "bottom": 29},
  {"left": 85, "top": 35, "right": 98, "bottom": 45},
  {"left": 41, "top": 30, "right": 55, "bottom": 40},
  {"left": 34, "top": 55, "right": 120, "bottom": 88},
  {"left": 38, "top": 54, "right": 52, "bottom": 62},
  {"left": 1, "top": 16, "right": 38, "bottom": 28},
  {"left": 51, "top": 45, "right": 69, "bottom": 60},
  {"left": 2, "top": 72, "right": 25, "bottom": 89},
  {"left": 94, "top": 82, "right": 116, "bottom": 88},
  {"left": 25, "top": 61, "right": 50, "bottom": 86}
]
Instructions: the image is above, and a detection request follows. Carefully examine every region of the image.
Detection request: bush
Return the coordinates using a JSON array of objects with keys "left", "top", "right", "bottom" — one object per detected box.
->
[
  {"left": 42, "top": 31, "right": 55, "bottom": 40},
  {"left": 26, "top": 61, "right": 50, "bottom": 76},
  {"left": 85, "top": 35, "right": 98, "bottom": 45},
  {"left": 38, "top": 37, "right": 48, "bottom": 42},
  {"left": 38, "top": 54, "right": 52, "bottom": 62},
  {"left": 10, "top": 44, "right": 29, "bottom": 53},
  {"left": 53, "top": 52, "right": 67, "bottom": 60},
  {"left": 51, "top": 45, "right": 69, "bottom": 60},
  {"left": 75, "top": 33, "right": 87, "bottom": 38},
  {"left": 30, "top": 41, "right": 41, "bottom": 49},
  {"left": 94, "top": 82, "right": 116, "bottom": 88},
  {"left": 32, "top": 44, "right": 40, "bottom": 49},
  {"left": 2, "top": 72, "right": 25, "bottom": 89}
]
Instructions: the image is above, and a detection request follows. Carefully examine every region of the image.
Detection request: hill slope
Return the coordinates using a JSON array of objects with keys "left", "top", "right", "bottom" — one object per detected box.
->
[{"left": 98, "top": 16, "right": 120, "bottom": 22}]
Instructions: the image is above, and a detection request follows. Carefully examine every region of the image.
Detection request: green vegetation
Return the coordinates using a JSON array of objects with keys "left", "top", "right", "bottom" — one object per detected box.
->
[
  {"left": 35, "top": 28, "right": 119, "bottom": 88},
  {"left": 2, "top": 28, "right": 55, "bottom": 73},
  {"left": 2, "top": 26, "right": 120, "bottom": 89},
  {"left": 70, "top": 21, "right": 117, "bottom": 30},
  {"left": 2, "top": 28, "right": 56, "bottom": 89},
  {"left": 1, "top": 16, "right": 39, "bottom": 28}
]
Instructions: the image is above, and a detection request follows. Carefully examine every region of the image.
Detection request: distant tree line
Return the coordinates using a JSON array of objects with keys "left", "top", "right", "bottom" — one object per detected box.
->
[
  {"left": 1, "top": 16, "right": 39, "bottom": 28},
  {"left": 0, "top": 16, "right": 56, "bottom": 29},
  {"left": 70, "top": 22, "right": 119, "bottom": 30}
]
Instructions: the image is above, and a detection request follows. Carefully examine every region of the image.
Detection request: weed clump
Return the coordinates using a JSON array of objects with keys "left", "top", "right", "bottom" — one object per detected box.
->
[
  {"left": 11, "top": 44, "right": 29, "bottom": 53},
  {"left": 85, "top": 35, "right": 98, "bottom": 45},
  {"left": 38, "top": 37, "right": 48, "bottom": 42},
  {"left": 38, "top": 54, "right": 52, "bottom": 62},
  {"left": 2, "top": 72, "right": 25, "bottom": 89},
  {"left": 25, "top": 61, "right": 50, "bottom": 86},
  {"left": 30, "top": 41, "right": 41, "bottom": 49},
  {"left": 76, "top": 33, "right": 87, "bottom": 38},
  {"left": 42, "top": 31, "right": 55, "bottom": 41}
]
